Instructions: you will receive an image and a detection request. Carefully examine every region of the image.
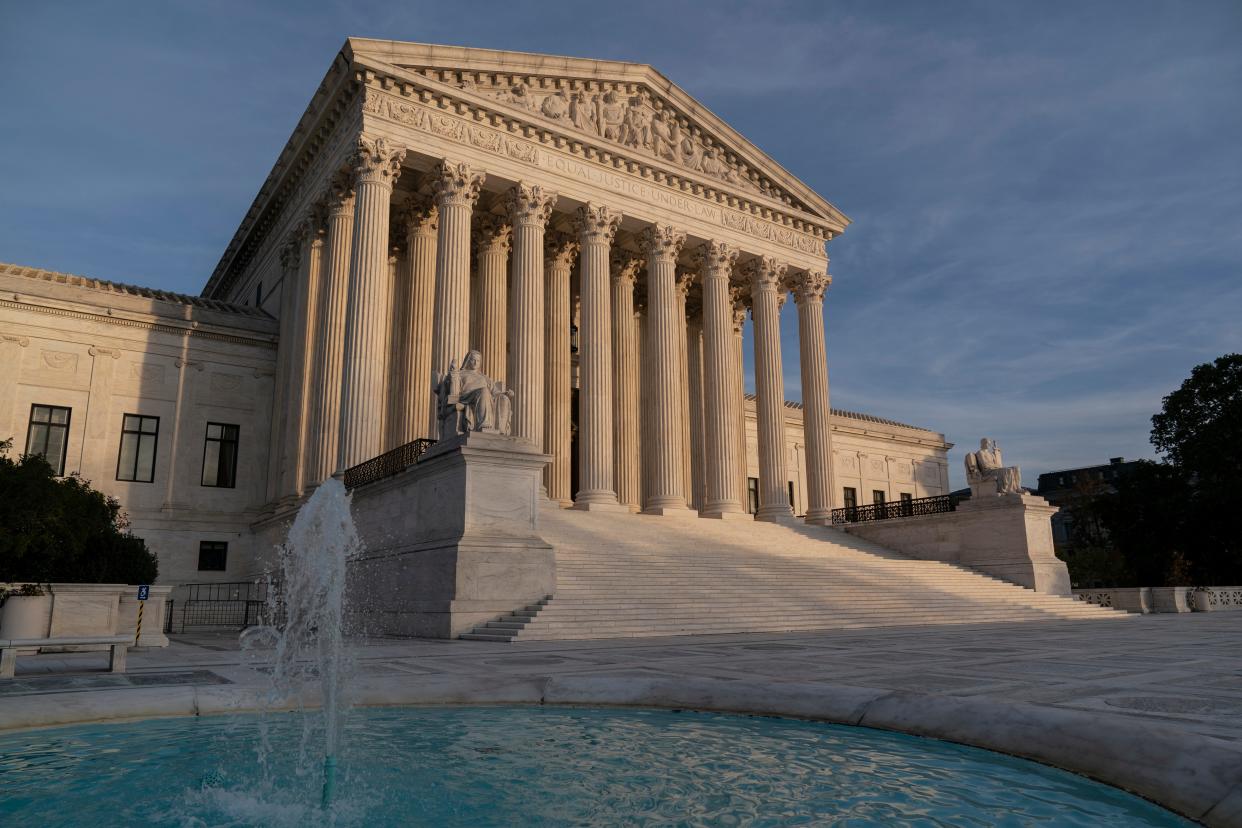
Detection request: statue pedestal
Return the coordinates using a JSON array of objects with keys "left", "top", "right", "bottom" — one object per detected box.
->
[{"left": 348, "top": 431, "right": 555, "bottom": 638}]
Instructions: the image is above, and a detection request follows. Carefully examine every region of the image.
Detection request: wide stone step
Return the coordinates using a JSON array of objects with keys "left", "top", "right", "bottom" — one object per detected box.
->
[{"left": 522, "top": 607, "right": 1109, "bottom": 624}]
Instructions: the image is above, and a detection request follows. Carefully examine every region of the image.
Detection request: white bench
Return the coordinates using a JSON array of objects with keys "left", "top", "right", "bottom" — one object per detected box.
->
[{"left": 0, "top": 635, "right": 130, "bottom": 678}]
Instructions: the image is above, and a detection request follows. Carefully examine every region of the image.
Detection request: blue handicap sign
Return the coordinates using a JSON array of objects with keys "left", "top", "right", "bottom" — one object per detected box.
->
[{"left": 137, "top": 585, "right": 150, "bottom": 601}]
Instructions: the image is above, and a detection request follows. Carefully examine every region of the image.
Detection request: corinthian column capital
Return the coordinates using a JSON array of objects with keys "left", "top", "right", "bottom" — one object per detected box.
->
[
  {"left": 506, "top": 181, "right": 557, "bottom": 227},
  {"left": 791, "top": 269, "right": 832, "bottom": 305},
  {"left": 742, "top": 256, "right": 788, "bottom": 292},
  {"left": 279, "top": 235, "right": 301, "bottom": 274},
  {"left": 674, "top": 268, "right": 697, "bottom": 300},
  {"left": 432, "top": 159, "right": 485, "bottom": 208},
  {"left": 352, "top": 134, "right": 407, "bottom": 186},
  {"left": 325, "top": 170, "right": 355, "bottom": 216},
  {"left": 474, "top": 212, "right": 513, "bottom": 256},
  {"left": 696, "top": 240, "right": 739, "bottom": 278},
  {"left": 545, "top": 231, "right": 580, "bottom": 268},
  {"left": 396, "top": 192, "right": 438, "bottom": 237},
  {"left": 575, "top": 203, "right": 621, "bottom": 245},
  {"left": 729, "top": 286, "right": 750, "bottom": 333},
  {"left": 640, "top": 223, "right": 685, "bottom": 262},
  {"left": 610, "top": 251, "right": 644, "bottom": 286}
]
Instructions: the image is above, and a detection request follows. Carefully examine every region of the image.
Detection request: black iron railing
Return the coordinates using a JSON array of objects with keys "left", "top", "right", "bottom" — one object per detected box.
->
[
  {"left": 342, "top": 437, "right": 436, "bottom": 489},
  {"left": 831, "top": 494, "right": 955, "bottom": 525},
  {"left": 166, "top": 581, "right": 275, "bottom": 633}
]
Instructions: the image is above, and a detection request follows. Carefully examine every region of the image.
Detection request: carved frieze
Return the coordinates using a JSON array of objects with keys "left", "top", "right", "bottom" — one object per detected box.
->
[{"left": 41, "top": 350, "right": 79, "bottom": 372}]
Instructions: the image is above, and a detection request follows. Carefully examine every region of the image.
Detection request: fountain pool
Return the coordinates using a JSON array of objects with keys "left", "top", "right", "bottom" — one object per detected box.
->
[{"left": 0, "top": 705, "right": 1190, "bottom": 827}]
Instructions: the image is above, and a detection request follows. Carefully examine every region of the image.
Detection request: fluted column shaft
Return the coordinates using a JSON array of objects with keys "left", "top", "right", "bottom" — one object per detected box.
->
[
  {"left": 389, "top": 197, "right": 438, "bottom": 443},
  {"left": 687, "top": 313, "right": 706, "bottom": 512},
  {"left": 611, "top": 256, "right": 642, "bottom": 509},
  {"left": 640, "top": 224, "right": 692, "bottom": 514},
  {"left": 268, "top": 238, "right": 301, "bottom": 503},
  {"left": 305, "top": 179, "right": 354, "bottom": 486},
  {"left": 475, "top": 214, "right": 511, "bottom": 383},
  {"left": 574, "top": 205, "right": 623, "bottom": 508},
  {"left": 506, "top": 183, "right": 557, "bottom": 447},
  {"left": 431, "top": 160, "right": 485, "bottom": 382},
  {"left": 747, "top": 257, "right": 793, "bottom": 521},
  {"left": 794, "top": 270, "right": 835, "bottom": 523},
  {"left": 731, "top": 292, "right": 749, "bottom": 506},
  {"left": 674, "top": 273, "right": 694, "bottom": 509},
  {"left": 336, "top": 136, "right": 406, "bottom": 471},
  {"left": 280, "top": 216, "right": 324, "bottom": 497},
  {"left": 700, "top": 243, "right": 744, "bottom": 515},
  {"left": 543, "top": 233, "right": 577, "bottom": 505}
]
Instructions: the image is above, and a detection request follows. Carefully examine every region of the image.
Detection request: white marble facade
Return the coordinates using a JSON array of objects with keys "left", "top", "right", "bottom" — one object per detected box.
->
[{"left": 1, "top": 40, "right": 952, "bottom": 587}]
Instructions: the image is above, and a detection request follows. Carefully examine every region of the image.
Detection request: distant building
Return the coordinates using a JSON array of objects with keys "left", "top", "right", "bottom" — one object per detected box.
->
[{"left": 1037, "top": 457, "right": 1141, "bottom": 547}]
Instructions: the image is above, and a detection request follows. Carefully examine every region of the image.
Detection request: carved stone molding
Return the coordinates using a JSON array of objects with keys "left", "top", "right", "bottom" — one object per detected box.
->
[
  {"left": 544, "top": 231, "right": 580, "bottom": 267},
  {"left": 791, "top": 269, "right": 831, "bottom": 304},
  {"left": 640, "top": 223, "right": 686, "bottom": 262},
  {"left": 352, "top": 134, "right": 407, "bottom": 186},
  {"left": 1, "top": 333, "right": 29, "bottom": 347},
  {"left": 88, "top": 346, "right": 121, "bottom": 360},
  {"left": 474, "top": 211, "right": 513, "bottom": 255},
  {"left": 575, "top": 203, "right": 621, "bottom": 245},
  {"left": 175, "top": 358, "right": 205, "bottom": 372},
  {"left": 506, "top": 181, "right": 557, "bottom": 227},
  {"left": 431, "top": 159, "right": 485, "bottom": 208},
  {"left": 743, "top": 256, "right": 788, "bottom": 292}
]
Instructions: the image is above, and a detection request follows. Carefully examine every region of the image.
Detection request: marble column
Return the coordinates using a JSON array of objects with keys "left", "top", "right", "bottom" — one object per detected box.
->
[
  {"left": 304, "top": 174, "right": 354, "bottom": 486},
  {"left": 574, "top": 204, "right": 625, "bottom": 509},
  {"left": 793, "top": 269, "right": 835, "bottom": 524},
  {"left": 730, "top": 289, "right": 750, "bottom": 507},
  {"left": 700, "top": 242, "right": 745, "bottom": 517},
  {"left": 474, "top": 212, "right": 511, "bottom": 383},
  {"left": 640, "top": 223, "right": 694, "bottom": 516},
  {"left": 283, "top": 208, "right": 325, "bottom": 496},
  {"left": 506, "top": 183, "right": 557, "bottom": 447},
  {"left": 610, "top": 253, "right": 643, "bottom": 510},
  {"left": 268, "top": 237, "right": 301, "bottom": 502},
  {"left": 387, "top": 194, "right": 438, "bottom": 445},
  {"left": 430, "top": 159, "right": 485, "bottom": 382},
  {"left": 745, "top": 256, "right": 794, "bottom": 522},
  {"left": 336, "top": 135, "right": 406, "bottom": 472},
  {"left": 674, "top": 271, "right": 695, "bottom": 510},
  {"left": 382, "top": 243, "right": 402, "bottom": 449},
  {"left": 543, "top": 231, "right": 577, "bottom": 506}
]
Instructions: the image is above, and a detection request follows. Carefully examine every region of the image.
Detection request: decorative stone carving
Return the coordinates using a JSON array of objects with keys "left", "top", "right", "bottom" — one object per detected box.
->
[
  {"left": 544, "top": 231, "right": 580, "bottom": 268},
  {"left": 432, "top": 350, "right": 515, "bottom": 439},
  {"left": 743, "top": 256, "right": 788, "bottom": 292},
  {"left": 697, "top": 240, "right": 739, "bottom": 277},
  {"left": 965, "top": 438, "right": 1023, "bottom": 496},
  {"left": 431, "top": 159, "right": 485, "bottom": 207},
  {"left": 575, "top": 204, "right": 621, "bottom": 245},
  {"left": 791, "top": 270, "right": 831, "bottom": 304},
  {"left": 397, "top": 192, "right": 439, "bottom": 236},
  {"left": 473, "top": 212, "right": 512, "bottom": 255},
  {"left": 41, "top": 350, "right": 78, "bottom": 372},
  {"left": 610, "top": 251, "right": 643, "bottom": 285},
  {"left": 639, "top": 224, "right": 686, "bottom": 262},
  {"left": 505, "top": 182, "right": 557, "bottom": 227},
  {"left": 352, "top": 134, "right": 407, "bottom": 185}
]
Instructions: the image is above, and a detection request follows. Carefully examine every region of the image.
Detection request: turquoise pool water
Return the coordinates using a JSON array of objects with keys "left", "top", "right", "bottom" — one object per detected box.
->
[{"left": 0, "top": 706, "right": 1188, "bottom": 827}]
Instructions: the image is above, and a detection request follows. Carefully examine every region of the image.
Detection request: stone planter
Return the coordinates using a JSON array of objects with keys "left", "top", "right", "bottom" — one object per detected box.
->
[
  {"left": 0, "top": 594, "right": 53, "bottom": 640},
  {"left": 117, "top": 585, "right": 172, "bottom": 647},
  {"left": 45, "top": 584, "right": 126, "bottom": 652}
]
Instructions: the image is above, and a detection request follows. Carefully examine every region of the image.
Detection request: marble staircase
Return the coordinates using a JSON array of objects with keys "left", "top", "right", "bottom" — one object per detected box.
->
[{"left": 460, "top": 506, "right": 1129, "bottom": 641}]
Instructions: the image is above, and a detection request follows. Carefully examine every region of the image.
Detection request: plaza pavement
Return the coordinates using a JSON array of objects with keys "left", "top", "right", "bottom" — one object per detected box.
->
[{"left": 1, "top": 613, "right": 1240, "bottom": 824}]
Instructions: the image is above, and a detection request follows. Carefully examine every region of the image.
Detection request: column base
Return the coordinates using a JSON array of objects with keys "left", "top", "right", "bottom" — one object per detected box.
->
[
  {"left": 572, "top": 499, "right": 630, "bottom": 513},
  {"left": 642, "top": 505, "right": 700, "bottom": 518},
  {"left": 755, "top": 506, "right": 797, "bottom": 524},
  {"left": 804, "top": 508, "right": 834, "bottom": 526},
  {"left": 700, "top": 509, "right": 754, "bottom": 521}
]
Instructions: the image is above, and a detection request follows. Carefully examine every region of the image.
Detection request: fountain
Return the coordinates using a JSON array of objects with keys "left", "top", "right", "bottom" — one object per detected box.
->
[{"left": 240, "top": 476, "right": 360, "bottom": 812}]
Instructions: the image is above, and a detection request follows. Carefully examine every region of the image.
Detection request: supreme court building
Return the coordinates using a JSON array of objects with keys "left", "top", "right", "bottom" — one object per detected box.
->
[{"left": 0, "top": 40, "right": 951, "bottom": 586}]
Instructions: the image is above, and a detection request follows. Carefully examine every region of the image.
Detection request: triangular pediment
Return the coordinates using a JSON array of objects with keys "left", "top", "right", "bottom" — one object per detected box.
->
[{"left": 346, "top": 39, "right": 849, "bottom": 232}]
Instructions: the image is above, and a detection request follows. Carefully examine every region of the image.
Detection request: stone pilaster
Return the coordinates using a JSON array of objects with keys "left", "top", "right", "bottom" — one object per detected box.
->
[
  {"left": 474, "top": 212, "right": 512, "bottom": 384},
  {"left": 337, "top": 135, "right": 406, "bottom": 472},
  {"left": 610, "top": 253, "right": 643, "bottom": 510},
  {"left": 543, "top": 231, "right": 578, "bottom": 506},
  {"left": 745, "top": 256, "right": 793, "bottom": 522},
  {"left": 305, "top": 174, "right": 354, "bottom": 487},
  {"left": 430, "top": 159, "right": 485, "bottom": 381},
  {"left": 282, "top": 208, "right": 325, "bottom": 496},
  {"left": 699, "top": 242, "right": 745, "bottom": 517},
  {"left": 573, "top": 204, "right": 624, "bottom": 509},
  {"left": 640, "top": 223, "right": 694, "bottom": 516},
  {"left": 793, "top": 269, "right": 835, "bottom": 524},
  {"left": 505, "top": 182, "right": 557, "bottom": 447},
  {"left": 268, "top": 235, "right": 301, "bottom": 502}
]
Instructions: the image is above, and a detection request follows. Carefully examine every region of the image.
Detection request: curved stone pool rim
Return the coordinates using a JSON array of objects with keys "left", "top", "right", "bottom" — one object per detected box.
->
[{"left": 1, "top": 674, "right": 1239, "bottom": 826}]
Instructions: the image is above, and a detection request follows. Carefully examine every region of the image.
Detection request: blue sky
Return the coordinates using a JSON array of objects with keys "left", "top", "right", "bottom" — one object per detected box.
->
[{"left": 2, "top": 1, "right": 1239, "bottom": 486}]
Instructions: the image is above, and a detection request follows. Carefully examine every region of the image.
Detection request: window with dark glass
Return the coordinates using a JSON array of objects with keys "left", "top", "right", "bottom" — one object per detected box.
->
[
  {"left": 747, "top": 477, "right": 760, "bottom": 514},
  {"left": 116, "top": 414, "right": 159, "bottom": 482},
  {"left": 787, "top": 481, "right": 796, "bottom": 513},
  {"left": 201, "top": 422, "right": 240, "bottom": 488},
  {"left": 842, "top": 487, "right": 857, "bottom": 509},
  {"left": 198, "top": 541, "right": 228, "bottom": 571},
  {"left": 899, "top": 491, "right": 913, "bottom": 515},
  {"left": 872, "top": 489, "right": 886, "bottom": 505},
  {"left": 25, "top": 404, "right": 71, "bottom": 476}
]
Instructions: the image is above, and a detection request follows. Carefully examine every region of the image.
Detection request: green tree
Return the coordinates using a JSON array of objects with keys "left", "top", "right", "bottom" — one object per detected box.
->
[
  {"left": 0, "top": 439, "right": 157, "bottom": 584},
  {"left": 1151, "top": 353, "right": 1242, "bottom": 486}
]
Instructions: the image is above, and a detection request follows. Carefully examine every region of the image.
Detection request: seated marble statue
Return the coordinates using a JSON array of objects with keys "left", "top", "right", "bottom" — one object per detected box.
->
[
  {"left": 432, "top": 350, "right": 515, "bottom": 440},
  {"left": 964, "top": 437, "right": 1022, "bottom": 495}
]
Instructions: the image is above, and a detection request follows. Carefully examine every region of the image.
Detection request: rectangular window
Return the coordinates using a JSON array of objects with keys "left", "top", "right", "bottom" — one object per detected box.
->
[
  {"left": 872, "top": 489, "right": 886, "bottom": 505},
  {"left": 25, "top": 404, "right": 71, "bottom": 476},
  {"left": 747, "top": 477, "right": 760, "bottom": 514},
  {"left": 900, "top": 492, "right": 913, "bottom": 516},
  {"left": 843, "top": 487, "right": 857, "bottom": 509},
  {"left": 198, "top": 541, "right": 228, "bottom": 572},
  {"left": 787, "top": 481, "right": 796, "bottom": 514},
  {"left": 201, "top": 422, "right": 240, "bottom": 488},
  {"left": 116, "top": 414, "right": 159, "bottom": 483}
]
